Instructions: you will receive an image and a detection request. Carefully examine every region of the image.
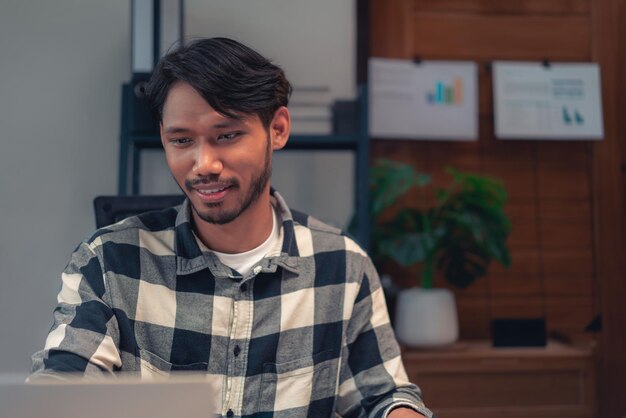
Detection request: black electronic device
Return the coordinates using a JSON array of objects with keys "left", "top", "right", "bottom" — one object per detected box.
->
[{"left": 491, "top": 318, "right": 547, "bottom": 347}]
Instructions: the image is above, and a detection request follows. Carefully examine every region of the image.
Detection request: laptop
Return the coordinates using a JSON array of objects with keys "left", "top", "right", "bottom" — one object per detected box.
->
[{"left": 0, "top": 374, "right": 221, "bottom": 418}]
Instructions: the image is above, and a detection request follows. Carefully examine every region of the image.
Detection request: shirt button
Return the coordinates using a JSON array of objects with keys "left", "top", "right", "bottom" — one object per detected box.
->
[
  {"left": 234, "top": 345, "right": 241, "bottom": 357},
  {"left": 226, "top": 409, "right": 234, "bottom": 418}
]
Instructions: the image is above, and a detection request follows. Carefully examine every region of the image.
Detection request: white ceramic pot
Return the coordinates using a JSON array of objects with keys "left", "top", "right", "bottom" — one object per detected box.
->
[{"left": 394, "top": 287, "right": 459, "bottom": 348}]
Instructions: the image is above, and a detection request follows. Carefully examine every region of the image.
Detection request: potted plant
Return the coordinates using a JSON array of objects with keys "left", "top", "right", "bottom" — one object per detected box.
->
[{"left": 364, "top": 159, "right": 512, "bottom": 347}]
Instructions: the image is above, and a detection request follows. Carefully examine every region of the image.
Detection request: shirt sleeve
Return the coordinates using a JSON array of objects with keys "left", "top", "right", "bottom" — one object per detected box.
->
[
  {"left": 336, "top": 256, "right": 434, "bottom": 418},
  {"left": 30, "top": 241, "right": 122, "bottom": 378}
]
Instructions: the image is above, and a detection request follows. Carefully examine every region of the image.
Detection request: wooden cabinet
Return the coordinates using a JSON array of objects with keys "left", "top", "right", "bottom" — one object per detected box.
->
[{"left": 403, "top": 340, "right": 596, "bottom": 418}]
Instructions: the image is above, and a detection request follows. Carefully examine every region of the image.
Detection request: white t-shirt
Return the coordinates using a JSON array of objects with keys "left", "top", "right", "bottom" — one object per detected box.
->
[{"left": 211, "top": 207, "right": 280, "bottom": 277}]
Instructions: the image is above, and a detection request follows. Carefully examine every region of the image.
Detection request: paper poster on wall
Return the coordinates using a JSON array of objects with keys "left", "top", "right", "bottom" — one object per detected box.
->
[
  {"left": 493, "top": 62, "right": 604, "bottom": 140},
  {"left": 369, "top": 58, "right": 478, "bottom": 140}
]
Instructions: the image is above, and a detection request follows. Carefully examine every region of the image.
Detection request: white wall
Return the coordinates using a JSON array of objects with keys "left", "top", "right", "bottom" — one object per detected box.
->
[
  {"left": 185, "top": 0, "right": 356, "bottom": 99},
  {"left": 0, "top": 0, "right": 129, "bottom": 374},
  {"left": 0, "top": 0, "right": 356, "bottom": 375}
]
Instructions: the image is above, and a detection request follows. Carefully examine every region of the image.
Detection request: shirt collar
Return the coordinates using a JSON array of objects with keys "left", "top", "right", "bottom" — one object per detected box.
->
[{"left": 173, "top": 189, "right": 301, "bottom": 277}]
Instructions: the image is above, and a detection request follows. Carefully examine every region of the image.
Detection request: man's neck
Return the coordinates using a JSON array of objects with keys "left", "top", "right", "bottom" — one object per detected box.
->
[{"left": 192, "top": 194, "right": 274, "bottom": 254}]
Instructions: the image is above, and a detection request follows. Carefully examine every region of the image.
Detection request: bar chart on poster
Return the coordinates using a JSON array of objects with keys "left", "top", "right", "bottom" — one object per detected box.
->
[
  {"left": 369, "top": 57, "right": 478, "bottom": 140},
  {"left": 493, "top": 62, "right": 604, "bottom": 140}
]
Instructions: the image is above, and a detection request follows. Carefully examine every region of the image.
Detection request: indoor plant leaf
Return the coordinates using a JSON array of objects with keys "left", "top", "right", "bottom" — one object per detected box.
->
[{"left": 368, "top": 159, "right": 512, "bottom": 289}]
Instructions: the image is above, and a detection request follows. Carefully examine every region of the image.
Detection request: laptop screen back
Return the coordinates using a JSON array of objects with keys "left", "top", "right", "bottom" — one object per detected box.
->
[{"left": 0, "top": 374, "right": 220, "bottom": 418}]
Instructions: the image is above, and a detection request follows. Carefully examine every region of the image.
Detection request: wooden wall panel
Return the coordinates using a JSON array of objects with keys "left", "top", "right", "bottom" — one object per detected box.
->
[
  {"left": 456, "top": 295, "right": 490, "bottom": 338},
  {"left": 546, "top": 297, "right": 594, "bottom": 332},
  {"left": 370, "top": 0, "right": 598, "bottom": 343},
  {"left": 370, "top": 0, "right": 414, "bottom": 58},
  {"left": 490, "top": 296, "right": 544, "bottom": 318},
  {"left": 489, "top": 275, "right": 542, "bottom": 297},
  {"left": 535, "top": 142, "right": 590, "bottom": 164},
  {"left": 481, "top": 138, "right": 536, "bottom": 161},
  {"left": 411, "top": 0, "right": 590, "bottom": 15},
  {"left": 542, "top": 249, "right": 594, "bottom": 275},
  {"left": 540, "top": 223, "right": 592, "bottom": 248},
  {"left": 411, "top": 14, "right": 590, "bottom": 60},
  {"left": 591, "top": 0, "right": 626, "bottom": 413},
  {"left": 492, "top": 249, "right": 540, "bottom": 277},
  {"left": 539, "top": 200, "right": 591, "bottom": 223},
  {"left": 371, "top": 0, "right": 626, "bottom": 413},
  {"left": 544, "top": 275, "right": 593, "bottom": 297},
  {"left": 505, "top": 216, "right": 538, "bottom": 249},
  {"left": 537, "top": 164, "right": 590, "bottom": 199},
  {"left": 483, "top": 164, "right": 536, "bottom": 199},
  {"left": 505, "top": 201, "right": 537, "bottom": 223}
]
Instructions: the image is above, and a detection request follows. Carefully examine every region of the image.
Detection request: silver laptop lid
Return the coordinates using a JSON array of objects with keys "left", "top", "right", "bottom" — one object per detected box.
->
[{"left": 0, "top": 374, "right": 220, "bottom": 418}]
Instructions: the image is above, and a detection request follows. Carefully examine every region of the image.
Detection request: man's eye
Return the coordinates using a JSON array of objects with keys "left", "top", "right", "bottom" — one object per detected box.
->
[
  {"left": 217, "top": 132, "right": 241, "bottom": 142},
  {"left": 170, "top": 137, "right": 192, "bottom": 145}
]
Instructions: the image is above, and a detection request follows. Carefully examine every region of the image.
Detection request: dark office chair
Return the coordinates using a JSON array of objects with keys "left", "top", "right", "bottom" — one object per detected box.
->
[{"left": 93, "top": 195, "right": 186, "bottom": 228}]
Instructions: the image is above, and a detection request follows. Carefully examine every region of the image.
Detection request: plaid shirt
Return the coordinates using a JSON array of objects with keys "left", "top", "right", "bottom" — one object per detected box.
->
[{"left": 31, "top": 190, "right": 433, "bottom": 418}]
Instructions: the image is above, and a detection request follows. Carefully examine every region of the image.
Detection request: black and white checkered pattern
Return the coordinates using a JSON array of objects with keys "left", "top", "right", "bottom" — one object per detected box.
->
[{"left": 31, "top": 190, "right": 433, "bottom": 418}]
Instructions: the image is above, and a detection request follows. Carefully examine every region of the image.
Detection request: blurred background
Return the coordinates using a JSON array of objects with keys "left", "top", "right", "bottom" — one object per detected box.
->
[{"left": 1, "top": 1, "right": 625, "bottom": 417}]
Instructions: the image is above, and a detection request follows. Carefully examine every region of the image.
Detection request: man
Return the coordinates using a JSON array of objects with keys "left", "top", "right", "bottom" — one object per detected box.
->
[{"left": 31, "top": 38, "right": 432, "bottom": 418}]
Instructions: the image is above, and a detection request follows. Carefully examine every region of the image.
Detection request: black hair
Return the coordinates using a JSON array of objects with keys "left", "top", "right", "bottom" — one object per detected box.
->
[{"left": 146, "top": 37, "right": 292, "bottom": 129}]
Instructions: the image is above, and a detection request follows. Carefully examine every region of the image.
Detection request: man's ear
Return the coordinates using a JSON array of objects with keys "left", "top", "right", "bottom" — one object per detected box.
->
[{"left": 269, "top": 106, "right": 290, "bottom": 150}]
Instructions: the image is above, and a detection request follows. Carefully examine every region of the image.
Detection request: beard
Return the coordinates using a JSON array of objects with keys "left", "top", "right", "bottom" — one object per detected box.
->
[{"left": 184, "top": 137, "right": 272, "bottom": 225}]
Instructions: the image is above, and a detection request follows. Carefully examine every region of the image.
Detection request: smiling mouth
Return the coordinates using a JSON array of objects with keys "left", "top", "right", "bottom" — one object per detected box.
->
[
  {"left": 196, "top": 185, "right": 229, "bottom": 195},
  {"left": 192, "top": 184, "right": 234, "bottom": 202}
]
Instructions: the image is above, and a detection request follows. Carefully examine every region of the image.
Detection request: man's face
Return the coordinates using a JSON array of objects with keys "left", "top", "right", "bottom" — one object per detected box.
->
[{"left": 160, "top": 81, "right": 276, "bottom": 225}]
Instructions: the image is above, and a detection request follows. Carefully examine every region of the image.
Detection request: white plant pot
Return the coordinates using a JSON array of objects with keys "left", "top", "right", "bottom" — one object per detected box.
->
[{"left": 394, "top": 287, "right": 459, "bottom": 348}]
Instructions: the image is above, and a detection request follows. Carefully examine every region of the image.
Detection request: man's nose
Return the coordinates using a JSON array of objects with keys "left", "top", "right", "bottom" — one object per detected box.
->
[{"left": 193, "top": 143, "right": 223, "bottom": 176}]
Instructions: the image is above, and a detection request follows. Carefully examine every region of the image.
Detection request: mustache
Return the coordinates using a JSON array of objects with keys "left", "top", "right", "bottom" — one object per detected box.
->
[{"left": 185, "top": 176, "right": 239, "bottom": 189}]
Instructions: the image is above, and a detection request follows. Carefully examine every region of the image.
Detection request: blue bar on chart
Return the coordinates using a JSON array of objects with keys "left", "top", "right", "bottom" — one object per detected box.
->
[{"left": 436, "top": 81, "right": 444, "bottom": 103}]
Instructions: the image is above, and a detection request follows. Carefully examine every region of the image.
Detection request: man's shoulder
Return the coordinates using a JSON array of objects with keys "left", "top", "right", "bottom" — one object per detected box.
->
[
  {"left": 83, "top": 205, "right": 181, "bottom": 248},
  {"left": 290, "top": 208, "right": 342, "bottom": 235},
  {"left": 289, "top": 209, "right": 368, "bottom": 258}
]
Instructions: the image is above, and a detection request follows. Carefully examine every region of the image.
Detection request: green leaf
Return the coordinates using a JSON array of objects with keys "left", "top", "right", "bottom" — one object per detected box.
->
[
  {"left": 364, "top": 160, "right": 512, "bottom": 289},
  {"left": 370, "top": 159, "right": 430, "bottom": 216}
]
